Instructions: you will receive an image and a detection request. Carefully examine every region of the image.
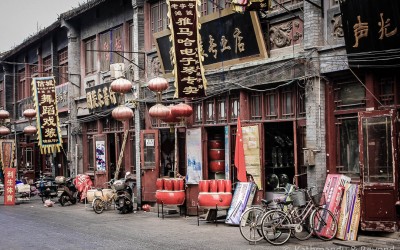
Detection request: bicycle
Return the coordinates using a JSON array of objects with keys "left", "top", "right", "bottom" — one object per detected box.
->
[
  {"left": 92, "top": 180, "right": 117, "bottom": 214},
  {"left": 260, "top": 186, "right": 338, "bottom": 245},
  {"left": 239, "top": 186, "right": 294, "bottom": 243}
]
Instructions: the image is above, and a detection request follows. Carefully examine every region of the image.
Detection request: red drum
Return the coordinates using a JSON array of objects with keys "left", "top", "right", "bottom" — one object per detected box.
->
[
  {"left": 208, "top": 140, "right": 224, "bottom": 149},
  {"left": 209, "top": 160, "right": 225, "bottom": 173},
  {"left": 178, "top": 179, "right": 184, "bottom": 191},
  {"left": 217, "top": 179, "right": 225, "bottom": 193},
  {"left": 208, "top": 149, "right": 225, "bottom": 160},
  {"left": 225, "top": 180, "right": 232, "bottom": 193},
  {"left": 198, "top": 180, "right": 209, "bottom": 192},
  {"left": 209, "top": 180, "right": 218, "bottom": 192},
  {"left": 172, "top": 179, "right": 180, "bottom": 191},
  {"left": 156, "top": 178, "right": 164, "bottom": 190},
  {"left": 164, "top": 179, "right": 173, "bottom": 191}
]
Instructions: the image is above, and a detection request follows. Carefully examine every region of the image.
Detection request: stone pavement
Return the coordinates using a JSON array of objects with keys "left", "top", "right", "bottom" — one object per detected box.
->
[{"left": 0, "top": 195, "right": 399, "bottom": 250}]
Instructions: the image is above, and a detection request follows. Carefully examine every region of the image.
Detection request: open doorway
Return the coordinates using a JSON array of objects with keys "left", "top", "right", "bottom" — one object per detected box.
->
[
  {"left": 160, "top": 129, "right": 175, "bottom": 177},
  {"left": 264, "top": 122, "right": 294, "bottom": 192}
]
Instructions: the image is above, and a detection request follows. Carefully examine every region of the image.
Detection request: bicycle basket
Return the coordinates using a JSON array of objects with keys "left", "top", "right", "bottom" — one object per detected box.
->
[
  {"left": 311, "top": 192, "right": 326, "bottom": 206},
  {"left": 290, "top": 190, "right": 306, "bottom": 207}
]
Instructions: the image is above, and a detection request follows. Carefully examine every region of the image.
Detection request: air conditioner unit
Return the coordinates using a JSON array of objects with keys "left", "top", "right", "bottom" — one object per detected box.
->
[{"left": 110, "top": 63, "right": 125, "bottom": 79}]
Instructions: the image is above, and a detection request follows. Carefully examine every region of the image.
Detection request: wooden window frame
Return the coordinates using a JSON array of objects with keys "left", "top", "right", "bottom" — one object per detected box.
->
[
  {"left": 217, "top": 97, "right": 227, "bottom": 123},
  {"left": 378, "top": 76, "right": 395, "bottom": 107},
  {"left": 193, "top": 102, "right": 203, "bottom": 125},
  {"left": 229, "top": 94, "right": 239, "bottom": 123},
  {"left": 58, "top": 48, "right": 68, "bottom": 85},
  {"left": 281, "top": 87, "right": 295, "bottom": 118},
  {"left": 250, "top": 92, "right": 262, "bottom": 120},
  {"left": 265, "top": 90, "right": 278, "bottom": 120},
  {"left": 334, "top": 81, "right": 366, "bottom": 110},
  {"left": 150, "top": 0, "right": 167, "bottom": 46},
  {"left": 85, "top": 37, "right": 97, "bottom": 75},
  {"left": 43, "top": 56, "right": 52, "bottom": 77},
  {"left": 205, "top": 99, "right": 215, "bottom": 124}
]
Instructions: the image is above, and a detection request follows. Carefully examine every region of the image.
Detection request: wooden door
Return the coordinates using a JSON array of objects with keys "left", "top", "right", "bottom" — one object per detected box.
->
[
  {"left": 359, "top": 109, "right": 398, "bottom": 231},
  {"left": 140, "top": 129, "right": 159, "bottom": 202}
]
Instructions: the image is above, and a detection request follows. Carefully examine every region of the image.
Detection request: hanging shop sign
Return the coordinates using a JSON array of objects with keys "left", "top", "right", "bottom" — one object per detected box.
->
[
  {"left": 4, "top": 168, "right": 16, "bottom": 205},
  {"left": 155, "top": 8, "right": 267, "bottom": 77},
  {"left": 0, "top": 139, "right": 15, "bottom": 170},
  {"left": 32, "top": 77, "right": 63, "bottom": 154},
  {"left": 167, "top": 0, "right": 207, "bottom": 98},
  {"left": 85, "top": 82, "right": 117, "bottom": 113},
  {"left": 340, "top": 0, "right": 400, "bottom": 67}
]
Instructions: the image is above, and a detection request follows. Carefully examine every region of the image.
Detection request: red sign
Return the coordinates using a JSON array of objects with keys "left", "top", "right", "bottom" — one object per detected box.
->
[{"left": 4, "top": 168, "right": 16, "bottom": 205}]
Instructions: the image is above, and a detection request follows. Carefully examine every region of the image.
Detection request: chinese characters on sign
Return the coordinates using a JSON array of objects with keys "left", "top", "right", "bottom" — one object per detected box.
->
[
  {"left": 4, "top": 168, "right": 16, "bottom": 205},
  {"left": 0, "top": 140, "right": 15, "bottom": 170},
  {"left": 85, "top": 82, "right": 117, "bottom": 112},
  {"left": 167, "top": 0, "right": 207, "bottom": 98},
  {"left": 155, "top": 9, "right": 266, "bottom": 75},
  {"left": 32, "top": 77, "right": 63, "bottom": 154},
  {"left": 340, "top": 0, "right": 400, "bottom": 67}
]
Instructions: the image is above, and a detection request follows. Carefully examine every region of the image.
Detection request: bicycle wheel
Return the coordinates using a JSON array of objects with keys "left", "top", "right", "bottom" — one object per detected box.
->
[
  {"left": 290, "top": 206, "right": 313, "bottom": 241},
  {"left": 92, "top": 198, "right": 105, "bottom": 214},
  {"left": 239, "top": 207, "right": 264, "bottom": 243},
  {"left": 311, "top": 207, "right": 338, "bottom": 241},
  {"left": 261, "top": 210, "right": 291, "bottom": 245}
]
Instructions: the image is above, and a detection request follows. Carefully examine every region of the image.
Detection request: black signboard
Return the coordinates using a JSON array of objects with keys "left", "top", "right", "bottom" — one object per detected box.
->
[
  {"left": 85, "top": 82, "right": 117, "bottom": 113},
  {"left": 340, "top": 0, "right": 400, "bottom": 67},
  {"left": 155, "top": 9, "right": 267, "bottom": 75}
]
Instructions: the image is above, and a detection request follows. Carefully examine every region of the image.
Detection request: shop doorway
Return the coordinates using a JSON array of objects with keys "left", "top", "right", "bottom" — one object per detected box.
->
[
  {"left": 160, "top": 129, "right": 175, "bottom": 177},
  {"left": 206, "top": 126, "right": 226, "bottom": 180},
  {"left": 264, "top": 122, "right": 294, "bottom": 192},
  {"left": 359, "top": 110, "right": 398, "bottom": 231},
  {"left": 108, "top": 133, "right": 116, "bottom": 180}
]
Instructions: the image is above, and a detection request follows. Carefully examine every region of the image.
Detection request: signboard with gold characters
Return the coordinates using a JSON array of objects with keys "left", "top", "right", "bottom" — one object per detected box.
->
[
  {"left": 85, "top": 82, "right": 117, "bottom": 113},
  {"left": 32, "top": 77, "right": 63, "bottom": 154},
  {"left": 167, "top": 0, "right": 207, "bottom": 98}
]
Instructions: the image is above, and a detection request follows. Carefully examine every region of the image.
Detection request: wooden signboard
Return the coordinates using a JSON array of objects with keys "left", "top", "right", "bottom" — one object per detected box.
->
[{"left": 336, "top": 183, "right": 361, "bottom": 240}]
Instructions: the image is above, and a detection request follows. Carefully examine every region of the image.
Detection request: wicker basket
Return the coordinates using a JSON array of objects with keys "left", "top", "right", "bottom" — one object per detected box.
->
[
  {"left": 311, "top": 192, "right": 326, "bottom": 206},
  {"left": 290, "top": 190, "right": 306, "bottom": 207}
]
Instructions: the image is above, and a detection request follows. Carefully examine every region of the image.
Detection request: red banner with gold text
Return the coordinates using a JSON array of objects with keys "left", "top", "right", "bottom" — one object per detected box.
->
[{"left": 4, "top": 168, "right": 16, "bottom": 205}]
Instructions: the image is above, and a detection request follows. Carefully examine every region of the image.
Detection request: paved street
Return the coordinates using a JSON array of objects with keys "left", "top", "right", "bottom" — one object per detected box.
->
[{"left": 0, "top": 197, "right": 396, "bottom": 250}]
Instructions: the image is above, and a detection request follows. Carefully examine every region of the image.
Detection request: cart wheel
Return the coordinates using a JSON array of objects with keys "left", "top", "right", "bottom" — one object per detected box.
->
[{"left": 59, "top": 196, "right": 66, "bottom": 206}]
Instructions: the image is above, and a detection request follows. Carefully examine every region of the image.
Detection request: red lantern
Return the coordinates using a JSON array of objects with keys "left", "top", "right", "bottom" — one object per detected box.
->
[
  {"left": 24, "top": 125, "right": 37, "bottom": 135},
  {"left": 112, "top": 106, "right": 134, "bottom": 121},
  {"left": 110, "top": 78, "right": 132, "bottom": 94},
  {"left": 0, "top": 126, "right": 10, "bottom": 135},
  {"left": 160, "top": 106, "right": 180, "bottom": 123},
  {"left": 148, "top": 77, "right": 169, "bottom": 93},
  {"left": 0, "top": 110, "right": 10, "bottom": 120},
  {"left": 23, "top": 109, "right": 36, "bottom": 119},
  {"left": 170, "top": 103, "right": 193, "bottom": 118},
  {"left": 148, "top": 104, "right": 170, "bottom": 119}
]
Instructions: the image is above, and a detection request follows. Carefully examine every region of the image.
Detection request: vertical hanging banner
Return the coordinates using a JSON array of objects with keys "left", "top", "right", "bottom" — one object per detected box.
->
[
  {"left": 4, "top": 168, "right": 16, "bottom": 205},
  {"left": 32, "top": 77, "right": 63, "bottom": 154},
  {"left": 0, "top": 139, "right": 15, "bottom": 169},
  {"left": 167, "top": 0, "right": 207, "bottom": 98}
]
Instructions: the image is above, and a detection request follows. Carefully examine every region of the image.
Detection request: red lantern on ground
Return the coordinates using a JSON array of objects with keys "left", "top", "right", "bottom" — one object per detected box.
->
[
  {"left": 0, "top": 126, "right": 10, "bottom": 135},
  {"left": 110, "top": 77, "right": 133, "bottom": 94},
  {"left": 149, "top": 104, "right": 170, "bottom": 119},
  {"left": 170, "top": 103, "right": 193, "bottom": 118},
  {"left": 0, "top": 110, "right": 9, "bottom": 120},
  {"left": 148, "top": 77, "right": 169, "bottom": 93},
  {"left": 23, "top": 109, "right": 36, "bottom": 119},
  {"left": 112, "top": 106, "right": 134, "bottom": 121},
  {"left": 23, "top": 125, "right": 37, "bottom": 135}
]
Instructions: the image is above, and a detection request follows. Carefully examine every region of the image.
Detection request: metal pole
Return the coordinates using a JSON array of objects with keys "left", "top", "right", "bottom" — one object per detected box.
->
[{"left": 75, "top": 144, "right": 78, "bottom": 177}]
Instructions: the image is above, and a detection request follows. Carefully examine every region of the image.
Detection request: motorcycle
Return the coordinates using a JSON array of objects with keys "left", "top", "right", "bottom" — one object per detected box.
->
[
  {"left": 56, "top": 176, "right": 80, "bottom": 206},
  {"left": 113, "top": 175, "right": 134, "bottom": 214},
  {"left": 36, "top": 175, "right": 58, "bottom": 203}
]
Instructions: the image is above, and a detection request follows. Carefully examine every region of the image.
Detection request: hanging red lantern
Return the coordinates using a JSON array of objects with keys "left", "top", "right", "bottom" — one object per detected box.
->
[
  {"left": 24, "top": 125, "right": 37, "bottom": 135},
  {"left": 149, "top": 104, "right": 170, "bottom": 119},
  {"left": 23, "top": 109, "right": 36, "bottom": 119},
  {"left": 110, "top": 77, "right": 133, "bottom": 94},
  {"left": 0, "top": 110, "right": 10, "bottom": 120},
  {"left": 161, "top": 106, "right": 180, "bottom": 123},
  {"left": 0, "top": 126, "right": 10, "bottom": 135},
  {"left": 112, "top": 106, "right": 134, "bottom": 122},
  {"left": 170, "top": 103, "right": 193, "bottom": 118},
  {"left": 148, "top": 77, "right": 169, "bottom": 93}
]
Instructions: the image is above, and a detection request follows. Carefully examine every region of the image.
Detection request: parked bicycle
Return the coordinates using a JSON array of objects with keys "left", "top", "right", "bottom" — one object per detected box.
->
[
  {"left": 239, "top": 186, "right": 294, "bottom": 244},
  {"left": 92, "top": 180, "right": 117, "bottom": 214},
  {"left": 260, "top": 186, "right": 338, "bottom": 245}
]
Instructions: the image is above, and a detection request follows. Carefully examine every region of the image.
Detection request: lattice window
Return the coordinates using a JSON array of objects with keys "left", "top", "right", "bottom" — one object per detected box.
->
[
  {"left": 281, "top": 87, "right": 294, "bottom": 118},
  {"left": 250, "top": 92, "right": 262, "bottom": 120},
  {"left": 297, "top": 86, "right": 306, "bottom": 117},
  {"left": 334, "top": 81, "right": 366, "bottom": 110},
  {"left": 193, "top": 102, "right": 203, "bottom": 125},
  {"left": 230, "top": 95, "right": 239, "bottom": 122},
  {"left": 150, "top": 0, "right": 168, "bottom": 46},
  {"left": 58, "top": 48, "right": 68, "bottom": 85},
  {"left": 205, "top": 99, "right": 215, "bottom": 124},
  {"left": 217, "top": 97, "right": 227, "bottom": 123},
  {"left": 265, "top": 91, "right": 278, "bottom": 119},
  {"left": 378, "top": 76, "right": 395, "bottom": 106},
  {"left": 85, "top": 37, "right": 97, "bottom": 74},
  {"left": 43, "top": 56, "right": 52, "bottom": 77}
]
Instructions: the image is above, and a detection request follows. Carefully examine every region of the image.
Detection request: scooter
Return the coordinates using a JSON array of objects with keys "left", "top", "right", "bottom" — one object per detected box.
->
[
  {"left": 113, "top": 177, "right": 134, "bottom": 214},
  {"left": 56, "top": 176, "right": 80, "bottom": 206},
  {"left": 36, "top": 175, "right": 58, "bottom": 203}
]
